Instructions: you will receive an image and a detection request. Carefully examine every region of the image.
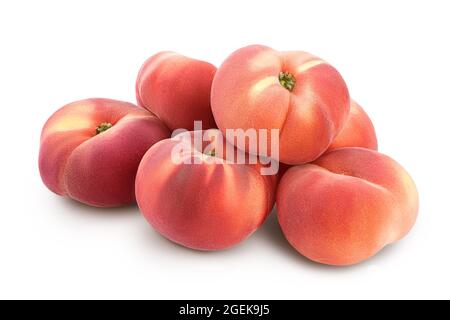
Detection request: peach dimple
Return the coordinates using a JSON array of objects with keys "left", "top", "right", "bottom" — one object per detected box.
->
[
  {"left": 276, "top": 147, "right": 418, "bottom": 266},
  {"left": 39, "top": 98, "right": 170, "bottom": 207},
  {"left": 135, "top": 129, "right": 277, "bottom": 250},
  {"left": 211, "top": 44, "right": 350, "bottom": 165}
]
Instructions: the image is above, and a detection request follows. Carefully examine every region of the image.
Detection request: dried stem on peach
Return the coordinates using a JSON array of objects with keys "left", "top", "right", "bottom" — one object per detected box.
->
[
  {"left": 279, "top": 72, "right": 296, "bottom": 91},
  {"left": 96, "top": 122, "right": 113, "bottom": 135}
]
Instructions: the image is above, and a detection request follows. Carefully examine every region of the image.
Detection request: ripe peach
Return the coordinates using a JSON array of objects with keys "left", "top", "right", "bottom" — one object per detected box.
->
[
  {"left": 211, "top": 45, "right": 350, "bottom": 165},
  {"left": 135, "top": 129, "right": 277, "bottom": 250},
  {"left": 39, "top": 98, "right": 170, "bottom": 207},
  {"left": 328, "top": 100, "right": 378, "bottom": 151},
  {"left": 276, "top": 147, "right": 418, "bottom": 266},
  {"left": 136, "top": 52, "right": 217, "bottom": 131}
]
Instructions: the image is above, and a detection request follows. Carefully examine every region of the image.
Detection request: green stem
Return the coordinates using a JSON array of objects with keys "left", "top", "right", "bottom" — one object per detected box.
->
[
  {"left": 279, "top": 72, "right": 296, "bottom": 92},
  {"left": 96, "top": 122, "right": 113, "bottom": 135},
  {"left": 206, "top": 150, "right": 216, "bottom": 157}
]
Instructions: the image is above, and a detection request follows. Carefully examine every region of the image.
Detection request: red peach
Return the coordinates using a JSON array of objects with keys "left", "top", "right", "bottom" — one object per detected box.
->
[
  {"left": 39, "top": 98, "right": 170, "bottom": 207},
  {"left": 276, "top": 147, "right": 418, "bottom": 266},
  {"left": 136, "top": 52, "right": 217, "bottom": 131},
  {"left": 211, "top": 45, "right": 350, "bottom": 165},
  {"left": 135, "top": 129, "right": 277, "bottom": 250},
  {"left": 327, "top": 100, "right": 378, "bottom": 152}
]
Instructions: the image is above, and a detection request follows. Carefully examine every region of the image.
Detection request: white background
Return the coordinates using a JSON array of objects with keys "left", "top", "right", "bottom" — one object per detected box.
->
[{"left": 0, "top": 0, "right": 449, "bottom": 299}]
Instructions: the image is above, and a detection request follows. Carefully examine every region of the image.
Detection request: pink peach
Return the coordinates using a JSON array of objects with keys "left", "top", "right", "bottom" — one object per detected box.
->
[
  {"left": 39, "top": 98, "right": 170, "bottom": 207},
  {"left": 136, "top": 52, "right": 217, "bottom": 131},
  {"left": 277, "top": 147, "right": 418, "bottom": 266},
  {"left": 211, "top": 45, "right": 350, "bottom": 165},
  {"left": 135, "top": 129, "right": 277, "bottom": 250},
  {"left": 328, "top": 100, "right": 378, "bottom": 151}
]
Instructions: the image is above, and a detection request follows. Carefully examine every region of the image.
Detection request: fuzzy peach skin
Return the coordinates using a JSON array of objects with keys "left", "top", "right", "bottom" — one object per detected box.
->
[
  {"left": 277, "top": 147, "right": 418, "bottom": 266},
  {"left": 39, "top": 98, "right": 170, "bottom": 207},
  {"left": 136, "top": 52, "right": 217, "bottom": 131},
  {"left": 327, "top": 100, "right": 378, "bottom": 152},
  {"left": 211, "top": 45, "right": 350, "bottom": 165},
  {"left": 135, "top": 129, "right": 277, "bottom": 250}
]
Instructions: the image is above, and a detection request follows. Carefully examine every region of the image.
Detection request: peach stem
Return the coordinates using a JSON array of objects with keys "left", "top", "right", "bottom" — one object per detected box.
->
[
  {"left": 206, "top": 149, "right": 216, "bottom": 157},
  {"left": 279, "top": 72, "right": 296, "bottom": 91},
  {"left": 96, "top": 122, "right": 113, "bottom": 135}
]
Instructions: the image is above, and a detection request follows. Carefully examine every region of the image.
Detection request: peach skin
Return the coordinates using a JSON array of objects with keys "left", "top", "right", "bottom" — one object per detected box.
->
[
  {"left": 135, "top": 129, "right": 277, "bottom": 250},
  {"left": 39, "top": 98, "right": 170, "bottom": 207},
  {"left": 327, "top": 100, "right": 378, "bottom": 152},
  {"left": 211, "top": 45, "right": 350, "bottom": 165},
  {"left": 276, "top": 147, "right": 418, "bottom": 266},
  {"left": 136, "top": 52, "right": 217, "bottom": 131}
]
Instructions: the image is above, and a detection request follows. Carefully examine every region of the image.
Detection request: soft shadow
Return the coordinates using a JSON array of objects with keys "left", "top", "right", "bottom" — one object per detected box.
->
[
  {"left": 56, "top": 196, "right": 139, "bottom": 217},
  {"left": 136, "top": 219, "right": 241, "bottom": 257},
  {"left": 135, "top": 161, "right": 260, "bottom": 258}
]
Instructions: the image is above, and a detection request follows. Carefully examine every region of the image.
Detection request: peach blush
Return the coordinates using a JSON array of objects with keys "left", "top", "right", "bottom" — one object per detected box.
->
[
  {"left": 211, "top": 45, "right": 350, "bottom": 164},
  {"left": 39, "top": 98, "right": 170, "bottom": 207},
  {"left": 135, "top": 130, "right": 277, "bottom": 250},
  {"left": 276, "top": 147, "right": 418, "bottom": 266},
  {"left": 327, "top": 100, "right": 378, "bottom": 152},
  {"left": 136, "top": 52, "right": 217, "bottom": 131}
]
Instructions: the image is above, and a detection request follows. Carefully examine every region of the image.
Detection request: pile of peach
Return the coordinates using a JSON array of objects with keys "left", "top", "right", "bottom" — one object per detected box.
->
[{"left": 39, "top": 45, "right": 418, "bottom": 266}]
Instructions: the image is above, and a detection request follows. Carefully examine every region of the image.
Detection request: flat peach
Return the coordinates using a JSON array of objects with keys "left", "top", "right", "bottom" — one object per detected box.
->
[
  {"left": 136, "top": 52, "right": 217, "bottom": 131},
  {"left": 135, "top": 129, "right": 277, "bottom": 250},
  {"left": 277, "top": 147, "right": 418, "bottom": 266},
  {"left": 211, "top": 45, "right": 350, "bottom": 164},
  {"left": 39, "top": 98, "right": 170, "bottom": 207}
]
